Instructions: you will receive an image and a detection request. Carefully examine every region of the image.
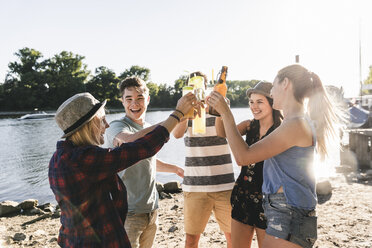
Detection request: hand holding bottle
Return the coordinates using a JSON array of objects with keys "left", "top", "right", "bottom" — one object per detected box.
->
[
  {"left": 182, "top": 86, "right": 196, "bottom": 119},
  {"left": 209, "top": 66, "right": 228, "bottom": 116},
  {"left": 207, "top": 91, "right": 230, "bottom": 117},
  {"left": 176, "top": 92, "right": 197, "bottom": 119}
]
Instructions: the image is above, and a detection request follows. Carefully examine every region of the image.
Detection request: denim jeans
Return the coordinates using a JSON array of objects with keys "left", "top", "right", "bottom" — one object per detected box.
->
[
  {"left": 125, "top": 209, "right": 158, "bottom": 248},
  {"left": 263, "top": 193, "right": 317, "bottom": 248}
]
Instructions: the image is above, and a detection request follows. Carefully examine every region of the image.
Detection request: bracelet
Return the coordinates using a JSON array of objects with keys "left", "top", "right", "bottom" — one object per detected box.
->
[
  {"left": 169, "top": 114, "right": 180, "bottom": 122},
  {"left": 174, "top": 109, "right": 184, "bottom": 117}
]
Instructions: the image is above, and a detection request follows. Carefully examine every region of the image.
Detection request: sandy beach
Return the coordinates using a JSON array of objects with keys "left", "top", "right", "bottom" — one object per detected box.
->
[{"left": 0, "top": 170, "right": 371, "bottom": 248}]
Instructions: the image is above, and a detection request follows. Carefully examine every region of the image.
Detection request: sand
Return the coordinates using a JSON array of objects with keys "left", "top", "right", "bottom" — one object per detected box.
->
[{"left": 0, "top": 171, "right": 371, "bottom": 248}]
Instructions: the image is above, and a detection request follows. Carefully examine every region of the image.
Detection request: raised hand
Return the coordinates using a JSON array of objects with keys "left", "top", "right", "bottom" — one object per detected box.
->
[
  {"left": 175, "top": 92, "right": 196, "bottom": 118},
  {"left": 207, "top": 91, "right": 230, "bottom": 117},
  {"left": 176, "top": 92, "right": 204, "bottom": 121}
]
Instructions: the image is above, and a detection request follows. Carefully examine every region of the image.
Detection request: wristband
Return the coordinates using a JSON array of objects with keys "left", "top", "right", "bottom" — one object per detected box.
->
[
  {"left": 174, "top": 109, "right": 184, "bottom": 117},
  {"left": 169, "top": 114, "right": 180, "bottom": 122}
]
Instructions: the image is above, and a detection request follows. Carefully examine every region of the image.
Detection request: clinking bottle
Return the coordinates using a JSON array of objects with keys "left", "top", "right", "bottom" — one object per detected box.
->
[
  {"left": 188, "top": 75, "right": 206, "bottom": 134},
  {"left": 209, "top": 66, "right": 228, "bottom": 116}
]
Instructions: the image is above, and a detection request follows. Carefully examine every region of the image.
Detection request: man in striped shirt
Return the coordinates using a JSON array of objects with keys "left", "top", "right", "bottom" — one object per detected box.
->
[{"left": 173, "top": 72, "right": 235, "bottom": 248}]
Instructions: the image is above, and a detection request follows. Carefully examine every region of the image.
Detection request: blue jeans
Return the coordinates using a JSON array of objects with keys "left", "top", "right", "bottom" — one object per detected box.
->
[{"left": 263, "top": 193, "right": 317, "bottom": 248}]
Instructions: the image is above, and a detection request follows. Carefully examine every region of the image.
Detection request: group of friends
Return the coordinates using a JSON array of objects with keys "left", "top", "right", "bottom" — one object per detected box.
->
[{"left": 49, "top": 64, "right": 341, "bottom": 248}]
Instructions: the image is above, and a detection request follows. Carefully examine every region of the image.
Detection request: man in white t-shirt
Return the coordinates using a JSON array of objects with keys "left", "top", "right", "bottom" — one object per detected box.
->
[{"left": 106, "top": 76, "right": 184, "bottom": 248}]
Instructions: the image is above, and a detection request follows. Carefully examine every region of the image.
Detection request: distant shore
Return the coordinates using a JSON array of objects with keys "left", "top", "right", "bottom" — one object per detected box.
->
[{"left": 0, "top": 107, "right": 174, "bottom": 118}]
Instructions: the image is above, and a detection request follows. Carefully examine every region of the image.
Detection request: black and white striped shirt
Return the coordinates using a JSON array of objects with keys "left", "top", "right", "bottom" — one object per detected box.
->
[{"left": 182, "top": 114, "right": 235, "bottom": 192}]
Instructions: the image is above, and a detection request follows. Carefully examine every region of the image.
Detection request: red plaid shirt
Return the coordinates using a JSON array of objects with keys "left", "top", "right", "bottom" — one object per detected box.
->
[{"left": 49, "top": 126, "right": 169, "bottom": 248}]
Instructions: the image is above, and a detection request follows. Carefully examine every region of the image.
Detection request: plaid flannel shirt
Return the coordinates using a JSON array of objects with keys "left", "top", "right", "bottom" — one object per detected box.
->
[{"left": 49, "top": 125, "right": 169, "bottom": 248}]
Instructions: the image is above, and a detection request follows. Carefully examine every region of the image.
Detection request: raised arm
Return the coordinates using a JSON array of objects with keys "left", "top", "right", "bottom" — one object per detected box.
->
[
  {"left": 75, "top": 125, "right": 170, "bottom": 181},
  {"left": 161, "top": 92, "right": 200, "bottom": 134},
  {"left": 237, "top": 120, "right": 251, "bottom": 136},
  {"left": 81, "top": 93, "right": 197, "bottom": 181},
  {"left": 172, "top": 119, "right": 188, "bottom": 139},
  {"left": 215, "top": 117, "right": 249, "bottom": 138},
  {"left": 215, "top": 117, "right": 226, "bottom": 137},
  {"left": 113, "top": 92, "right": 197, "bottom": 145},
  {"left": 113, "top": 123, "right": 162, "bottom": 146},
  {"left": 208, "top": 91, "right": 312, "bottom": 165}
]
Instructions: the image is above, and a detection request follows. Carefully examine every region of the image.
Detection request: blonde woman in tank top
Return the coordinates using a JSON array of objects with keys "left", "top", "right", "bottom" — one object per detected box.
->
[{"left": 207, "top": 64, "right": 341, "bottom": 248}]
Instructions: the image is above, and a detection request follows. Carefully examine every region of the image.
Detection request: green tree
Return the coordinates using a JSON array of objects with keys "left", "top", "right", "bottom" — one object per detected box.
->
[
  {"left": 43, "top": 51, "right": 90, "bottom": 108},
  {"left": 119, "top": 65, "right": 150, "bottom": 81},
  {"left": 149, "top": 83, "right": 174, "bottom": 108},
  {"left": 146, "top": 82, "right": 159, "bottom": 100},
  {"left": 174, "top": 75, "right": 188, "bottom": 94},
  {"left": 147, "top": 82, "right": 159, "bottom": 108},
  {"left": 4, "top": 48, "right": 46, "bottom": 110},
  {"left": 172, "top": 75, "right": 188, "bottom": 106},
  {"left": 0, "top": 83, "right": 4, "bottom": 110},
  {"left": 227, "top": 80, "right": 260, "bottom": 106},
  {"left": 1, "top": 47, "right": 270, "bottom": 110},
  {"left": 86, "top": 66, "right": 120, "bottom": 107}
]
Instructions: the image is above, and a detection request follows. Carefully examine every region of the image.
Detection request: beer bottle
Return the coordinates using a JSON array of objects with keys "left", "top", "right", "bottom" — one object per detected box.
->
[{"left": 209, "top": 66, "right": 228, "bottom": 116}]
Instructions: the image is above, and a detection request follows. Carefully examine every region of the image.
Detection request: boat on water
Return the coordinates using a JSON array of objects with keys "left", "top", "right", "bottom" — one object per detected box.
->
[{"left": 18, "top": 110, "right": 55, "bottom": 120}]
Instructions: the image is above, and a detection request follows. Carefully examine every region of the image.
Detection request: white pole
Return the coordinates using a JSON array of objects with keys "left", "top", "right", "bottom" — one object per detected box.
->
[{"left": 359, "top": 19, "right": 363, "bottom": 103}]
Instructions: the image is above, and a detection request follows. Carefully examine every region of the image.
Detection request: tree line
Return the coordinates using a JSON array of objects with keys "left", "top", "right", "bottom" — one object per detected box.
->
[
  {"left": 3, "top": 47, "right": 369, "bottom": 111},
  {"left": 0, "top": 48, "right": 262, "bottom": 111}
]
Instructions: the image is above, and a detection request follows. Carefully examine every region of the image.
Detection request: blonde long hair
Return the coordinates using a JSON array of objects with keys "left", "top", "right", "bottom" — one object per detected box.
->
[
  {"left": 67, "top": 108, "right": 105, "bottom": 146},
  {"left": 276, "top": 64, "right": 341, "bottom": 159}
]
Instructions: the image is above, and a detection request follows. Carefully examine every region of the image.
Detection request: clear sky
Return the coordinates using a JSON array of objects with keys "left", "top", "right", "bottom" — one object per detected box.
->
[{"left": 1, "top": 0, "right": 371, "bottom": 97}]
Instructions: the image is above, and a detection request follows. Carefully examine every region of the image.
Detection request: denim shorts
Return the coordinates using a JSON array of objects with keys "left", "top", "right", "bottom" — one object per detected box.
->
[{"left": 263, "top": 193, "right": 317, "bottom": 248}]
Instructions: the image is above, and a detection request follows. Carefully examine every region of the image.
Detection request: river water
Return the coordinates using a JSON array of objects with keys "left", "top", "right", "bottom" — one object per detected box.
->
[{"left": 0, "top": 108, "right": 251, "bottom": 204}]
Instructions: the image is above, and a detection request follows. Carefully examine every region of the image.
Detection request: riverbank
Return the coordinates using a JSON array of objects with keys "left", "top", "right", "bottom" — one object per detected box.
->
[
  {"left": 0, "top": 108, "right": 174, "bottom": 118},
  {"left": 0, "top": 170, "right": 371, "bottom": 247}
]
